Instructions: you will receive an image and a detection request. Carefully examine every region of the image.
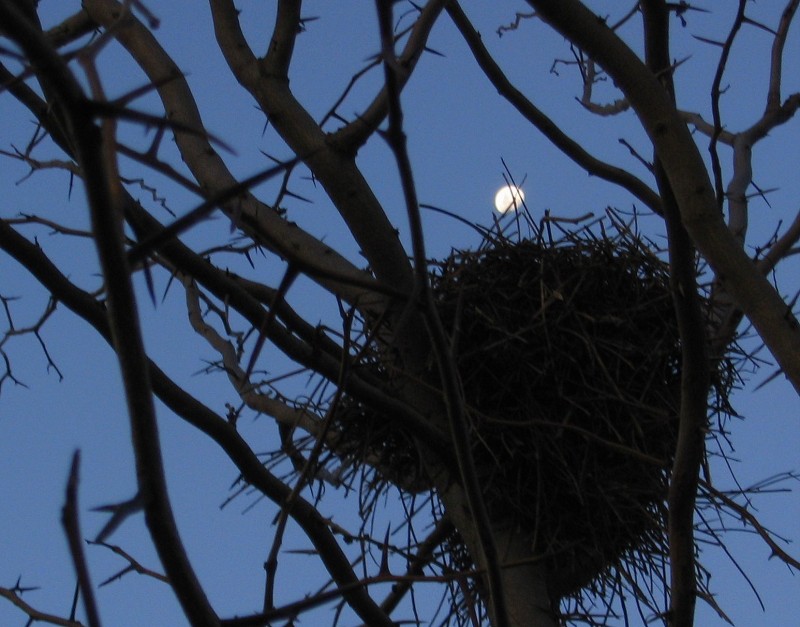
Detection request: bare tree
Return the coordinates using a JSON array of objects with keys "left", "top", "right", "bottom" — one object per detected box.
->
[{"left": 1, "top": 1, "right": 798, "bottom": 626}]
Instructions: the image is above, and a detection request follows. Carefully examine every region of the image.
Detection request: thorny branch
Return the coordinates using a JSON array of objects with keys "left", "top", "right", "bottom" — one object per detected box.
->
[
  {"left": 0, "top": 217, "right": 397, "bottom": 626},
  {"left": 62, "top": 452, "right": 102, "bottom": 627},
  {"left": 526, "top": 0, "right": 800, "bottom": 394},
  {"left": 707, "top": 0, "right": 748, "bottom": 217},
  {"left": 701, "top": 480, "right": 800, "bottom": 571},
  {"left": 447, "top": 1, "right": 663, "bottom": 215},
  {"left": 83, "top": 0, "right": 378, "bottom": 307},
  {"left": 0, "top": 584, "right": 84, "bottom": 627},
  {"left": 1, "top": 293, "right": 63, "bottom": 389},
  {"left": 0, "top": 3, "right": 219, "bottom": 623},
  {"left": 88, "top": 540, "right": 170, "bottom": 587}
]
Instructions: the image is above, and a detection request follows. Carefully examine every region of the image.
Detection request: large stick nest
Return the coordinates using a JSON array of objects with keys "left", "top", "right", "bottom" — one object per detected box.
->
[{"left": 333, "top": 216, "right": 735, "bottom": 603}]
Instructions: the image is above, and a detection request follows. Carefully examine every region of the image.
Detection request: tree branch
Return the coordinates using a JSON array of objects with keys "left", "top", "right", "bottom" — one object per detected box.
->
[
  {"left": 641, "top": 5, "right": 709, "bottom": 625},
  {"left": 766, "top": 0, "right": 800, "bottom": 113},
  {"left": 331, "top": 0, "right": 449, "bottom": 151},
  {"left": 0, "top": 5, "right": 220, "bottom": 624},
  {"left": 708, "top": 0, "right": 747, "bottom": 216},
  {"left": 61, "top": 452, "right": 102, "bottom": 627},
  {"left": 0, "top": 586, "right": 83, "bottom": 627},
  {"left": 702, "top": 480, "right": 800, "bottom": 571},
  {"left": 0, "top": 218, "right": 396, "bottom": 627},
  {"left": 525, "top": 0, "right": 800, "bottom": 395},
  {"left": 447, "top": 1, "right": 663, "bottom": 215},
  {"left": 208, "top": 0, "right": 416, "bottom": 297},
  {"left": 82, "top": 0, "right": 376, "bottom": 307},
  {"left": 375, "top": 3, "right": 512, "bottom": 625}
]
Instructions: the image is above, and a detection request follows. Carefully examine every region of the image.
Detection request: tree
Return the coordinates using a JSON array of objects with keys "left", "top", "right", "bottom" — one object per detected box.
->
[{"left": 1, "top": 1, "right": 798, "bottom": 626}]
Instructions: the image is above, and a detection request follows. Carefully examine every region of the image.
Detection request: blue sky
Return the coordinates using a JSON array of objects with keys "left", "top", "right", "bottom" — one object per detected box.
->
[{"left": 1, "top": 2, "right": 798, "bottom": 625}]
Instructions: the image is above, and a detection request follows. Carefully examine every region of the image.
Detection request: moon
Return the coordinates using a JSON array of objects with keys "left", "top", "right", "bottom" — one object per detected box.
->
[{"left": 494, "top": 185, "right": 525, "bottom": 214}]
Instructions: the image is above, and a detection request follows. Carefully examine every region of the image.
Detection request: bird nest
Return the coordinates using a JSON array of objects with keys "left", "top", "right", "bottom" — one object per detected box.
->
[{"left": 331, "top": 214, "right": 735, "bottom": 604}]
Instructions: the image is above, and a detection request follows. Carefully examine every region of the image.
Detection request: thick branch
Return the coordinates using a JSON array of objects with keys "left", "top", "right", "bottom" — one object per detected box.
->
[
  {"left": 766, "top": 0, "right": 800, "bottom": 112},
  {"left": 262, "top": 0, "right": 301, "bottom": 77},
  {"left": 208, "top": 0, "right": 415, "bottom": 296},
  {"left": 642, "top": 4, "right": 709, "bottom": 625},
  {"left": 81, "top": 0, "right": 375, "bottom": 307},
  {"left": 331, "top": 0, "right": 449, "bottom": 151}
]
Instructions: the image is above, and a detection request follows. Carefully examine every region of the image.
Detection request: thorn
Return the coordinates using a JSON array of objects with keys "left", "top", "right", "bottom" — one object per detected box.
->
[{"left": 378, "top": 525, "right": 392, "bottom": 576}]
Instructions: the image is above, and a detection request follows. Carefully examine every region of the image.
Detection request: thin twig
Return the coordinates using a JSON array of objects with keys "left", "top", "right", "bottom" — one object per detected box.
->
[{"left": 61, "top": 452, "right": 102, "bottom": 627}]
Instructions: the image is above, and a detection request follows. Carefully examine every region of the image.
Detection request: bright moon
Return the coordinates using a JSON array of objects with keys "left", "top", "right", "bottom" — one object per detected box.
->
[{"left": 494, "top": 185, "right": 525, "bottom": 214}]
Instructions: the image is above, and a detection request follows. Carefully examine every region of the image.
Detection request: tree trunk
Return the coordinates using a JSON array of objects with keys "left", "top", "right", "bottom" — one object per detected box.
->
[{"left": 437, "top": 481, "right": 558, "bottom": 627}]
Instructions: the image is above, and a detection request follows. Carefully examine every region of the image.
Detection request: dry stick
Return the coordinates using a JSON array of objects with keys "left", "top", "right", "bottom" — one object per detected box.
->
[
  {"left": 374, "top": 3, "right": 510, "bottom": 627},
  {"left": 376, "top": 518, "right": 455, "bottom": 616},
  {"left": 0, "top": 5, "right": 220, "bottom": 625},
  {"left": 127, "top": 157, "right": 303, "bottom": 266},
  {"left": 222, "top": 565, "right": 488, "bottom": 627},
  {"left": 243, "top": 264, "right": 299, "bottom": 382},
  {"left": 89, "top": 540, "right": 170, "bottom": 586},
  {"left": 62, "top": 452, "right": 102, "bottom": 627}
]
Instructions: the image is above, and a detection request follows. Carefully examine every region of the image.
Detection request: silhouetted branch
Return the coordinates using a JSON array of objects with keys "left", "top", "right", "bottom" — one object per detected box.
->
[
  {"left": 84, "top": 0, "right": 376, "bottom": 305},
  {"left": 702, "top": 480, "right": 800, "bottom": 571},
  {"left": 61, "top": 452, "right": 102, "bottom": 627},
  {"left": 0, "top": 217, "right": 398, "bottom": 626},
  {"left": 331, "top": 0, "right": 449, "bottom": 151},
  {"left": 0, "top": 585, "right": 83, "bottom": 627},
  {"left": 708, "top": 1, "right": 747, "bottom": 216},
  {"left": 208, "top": 0, "right": 416, "bottom": 297},
  {"left": 641, "top": 5, "right": 710, "bottom": 625},
  {"left": 0, "top": 7, "right": 219, "bottom": 622},
  {"left": 88, "top": 540, "right": 170, "bottom": 587},
  {"left": 447, "top": 1, "right": 663, "bottom": 216},
  {"left": 525, "top": 0, "right": 800, "bottom": 395}
]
